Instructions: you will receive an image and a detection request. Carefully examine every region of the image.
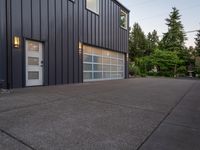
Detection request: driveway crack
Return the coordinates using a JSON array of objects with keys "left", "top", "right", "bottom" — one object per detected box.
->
[
  {"left": 136, "top": 81, "right": 197, "bottom": 150},
  {"left": 0, "top": 129, "right": 36, "bottom": 150}
]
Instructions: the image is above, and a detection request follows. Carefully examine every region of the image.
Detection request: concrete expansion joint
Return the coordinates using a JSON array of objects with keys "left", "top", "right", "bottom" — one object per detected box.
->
[
  {"left": 136, "top": 82, "right": 197, "bottom": 150},
  {"left": 0, "top": 128, "right": 36, "bottom": 150}
]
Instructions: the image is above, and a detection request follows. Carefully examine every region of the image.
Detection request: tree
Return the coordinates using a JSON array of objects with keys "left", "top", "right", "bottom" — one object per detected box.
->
[
  {"left": 129, "top": 23, "right": 147, "bottom": 60},
  {"left": 195, "top": 30, "right": 200, "bottom": 56},
  {"left": 162, "top": 7, "right": 187, "bottom": 52},
  {"left": 146, "top": 30, "right": 159, "bottom": 55},
  {"left": 149, "top": 49, "right": 182, "bottom": 77}
]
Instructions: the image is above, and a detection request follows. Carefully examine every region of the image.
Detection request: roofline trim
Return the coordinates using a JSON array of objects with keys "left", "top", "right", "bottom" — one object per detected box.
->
[{"left": 113, "top": 0, "right": 130, "bottom": 12}]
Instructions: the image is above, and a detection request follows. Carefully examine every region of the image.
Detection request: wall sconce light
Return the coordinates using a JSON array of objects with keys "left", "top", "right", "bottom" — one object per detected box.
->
[
  {"left": 13, "top": 36, "right": 20, "bottom": 48},
  {"left": 79, "top": 42, "right": 82, "bottom": 54},
  {"left": 126, "top": 54, "right": 129, "bottom": 59},
  {"left": 79, "top": 42, "right": 82, "bottom": 49}
]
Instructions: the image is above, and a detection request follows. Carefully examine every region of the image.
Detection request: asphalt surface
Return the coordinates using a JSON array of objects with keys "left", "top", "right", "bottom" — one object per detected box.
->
[{"left": 0, "top": 78, "right": 199, "bottom": 150}]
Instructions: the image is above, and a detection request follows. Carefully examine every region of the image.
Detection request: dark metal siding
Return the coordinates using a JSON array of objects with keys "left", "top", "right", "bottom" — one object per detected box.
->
[
  {"left": 0, "top": 0, "right": 7, "bottom": 88},
  {"left": 82, "top": 0, "right": 129, "bottom": 53},
  {"left": 2, "top": 0, "right": 129, "bottom": 88}
]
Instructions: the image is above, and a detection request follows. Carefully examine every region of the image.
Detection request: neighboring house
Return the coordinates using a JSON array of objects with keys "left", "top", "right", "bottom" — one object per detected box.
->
[{"left": 0, "top": 0, "right": 129, "bottom": 89}]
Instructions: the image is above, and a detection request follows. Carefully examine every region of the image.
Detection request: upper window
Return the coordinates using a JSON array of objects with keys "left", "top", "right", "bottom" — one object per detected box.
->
[
  {"left": 86, "top": 0, "right": 99, "bottom": 14},
  {"left": 120, "top": 10, "right": 128, "bottom": 29}
]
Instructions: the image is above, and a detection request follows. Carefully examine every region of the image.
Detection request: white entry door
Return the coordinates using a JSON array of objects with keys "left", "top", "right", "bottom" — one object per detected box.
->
[{"left": 26, "top": 40, "right": 43, "bottom": 86}]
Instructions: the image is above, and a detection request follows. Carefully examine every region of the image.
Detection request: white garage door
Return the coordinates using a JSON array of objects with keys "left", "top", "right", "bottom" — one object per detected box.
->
[{"left": 83, "top": 45, "right": 125, "bottom": 82}]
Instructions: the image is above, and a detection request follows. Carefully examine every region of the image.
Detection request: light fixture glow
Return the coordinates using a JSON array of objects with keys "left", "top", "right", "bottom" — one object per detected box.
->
[
  {"left": 79, "top": 42, "right": 82, "bottom": 49},
  {"left": 79, "top": 42, "right": 82, "bottom": 54},
  {"left": 13, "top": 36, "right": 20, "bottom": 48}
]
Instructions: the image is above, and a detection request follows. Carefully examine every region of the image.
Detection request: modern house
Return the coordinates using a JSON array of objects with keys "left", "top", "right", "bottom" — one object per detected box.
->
[{"left": 0, "top": 0, "right": 129, "bottom": 89}]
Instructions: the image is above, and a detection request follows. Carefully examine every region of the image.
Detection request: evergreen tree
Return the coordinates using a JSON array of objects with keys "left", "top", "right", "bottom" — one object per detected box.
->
[
  {"left": 146, "top": 30, "right": 159, "bottom": 55},
  {"left": 195, "top": 30, "right": 200, "bottom": 56},
  {"left": 146, "top": 32, "right": 153, "bottom": 55},
  {"left": 162, "top": 7, "right": 187, "bottom": 52},
  {"left": 151, "top": 30, "right": 159, "bottom": 46},
  {"left": 129, "top": 23, "right": 147, "bottom": 60}
]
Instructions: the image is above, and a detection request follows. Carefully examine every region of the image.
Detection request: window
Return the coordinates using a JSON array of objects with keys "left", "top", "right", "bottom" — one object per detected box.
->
[
  {"left": 86, "top": 0, "right": 99, "bottom": 14},
  {"left": 120, "top": 10, "right": 128, "bottom": 29},
  {"left": 83, "top": 45, "right": 125, "bottom": 82}
]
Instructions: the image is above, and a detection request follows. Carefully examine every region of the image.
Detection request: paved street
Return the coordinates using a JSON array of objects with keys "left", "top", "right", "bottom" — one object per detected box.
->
[{"left": 0, "top": 78, "right": 199, "bottom": 150}]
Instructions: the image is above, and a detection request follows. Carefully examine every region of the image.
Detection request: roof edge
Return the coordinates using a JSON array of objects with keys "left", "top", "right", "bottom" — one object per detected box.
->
[{"left": 113, "top": 0, "right": 130, "bottom": 12}]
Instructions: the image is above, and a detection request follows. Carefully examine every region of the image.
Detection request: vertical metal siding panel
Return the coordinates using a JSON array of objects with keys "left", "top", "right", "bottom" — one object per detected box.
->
[
  {"left": 127, "top": 13, "right": 130, "bottom": 53},
  {"left": 48, "top": 0, "right": 56, "bottom": 85},
  {"left": 105, "top": 0, "right": 108, "bottom": 48},
  {"left": 62, "top": 0, "right": 68, "bottom": 83},
  {"left": 55, "top": 0, "right": 62, "bottom": 84},
  {"left": 119, "top": 29, "right": 121, "bottom": 52},
  {"left": 123, "top": 31, "right": 125, "bottom": 52},
  {"left": 87, "top": 12, "right": 92, "bottom": 44},
  {"left": 108, "top": 0, "right": 110, "bottom": 49},
  {"left": 116, "top": 6, "right": 119, "bottom": 52},
  {"left": 83, "top": 1, "right": 87, "bottom": 43},
  {"left": 41, "top": 0, "right": 49, "bottom": 85},
  {"left": 102, "top": 0, "right": 106, "bottom": 48},
  {"left": 0, "top": 0, "right": 7, "bottom": 88},
  {"left": 74, "top": 1, "right": 79, "bottom": 83},
  {"left": 108, "top": 0, "right": 111, "bottom": 49},
  {"left": 6, "top": 0, "right": 12, "bottom": 88},
  {"left": 79, "top": 0, "right": 83, "bottom": 42},
  {"left": 78, "top": 0, "right": 83, "bottom": 82},
  {"left": 123, "top": 30, "right": 125, "bottom": 51},
  {"left": 32, "top": 0, "right": 40, "bottom": 40},
  {"left": 11, "top": 0, "right": 23, "bottom": 88},
  {"left": 113, "top": 3, "right": 116, "bottom": 50},
  {"left": 99, "top": 0, "right": 103, "bottom": 46},
  {"left": 92, "top": 14, "right": 96, "bottom": 45},
  {"left": 95, "top": 15, "right": 99, "bottom": 46},
  {"left": 111, "top": 1, "right": 114, "bottom": 50},
  {"left": 22, "top": 0, "right": 31, "bottom": 38},
  {"left": 112, "top": 2, "right": 114, "bottom": 50},
  {"left": 114, "top": 4, "right": 117, "bottom": 51},
  {"left": 68, "top": 2, "right": 74, "bottom": 83},
  {"left": 124, "top": 30, "right": 126, "bottom": 51},
  {"left": 120, "top": 12, "right": 122, "bottom": 52},
  {"left": 106, "top": 0, "right": 109, "bottom": 49},
  {"left": 107, "top": 0, "right": 109, "bottom": 49},
  {"left": 118, "top": 8, "right": 121, "bottom": 52},
  {"left": 0, "top": 0, "right": 3, "bottom": 83}
]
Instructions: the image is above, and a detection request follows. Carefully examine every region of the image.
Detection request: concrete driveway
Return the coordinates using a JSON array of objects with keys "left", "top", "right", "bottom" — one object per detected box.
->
[{"left": 0, "top": 78, "right": 199, "bottom": 150}]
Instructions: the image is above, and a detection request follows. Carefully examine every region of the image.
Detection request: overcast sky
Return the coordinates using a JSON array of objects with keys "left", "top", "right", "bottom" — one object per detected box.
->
[{"left": 120, "top": 0, "right": 200, "bottom": 47}]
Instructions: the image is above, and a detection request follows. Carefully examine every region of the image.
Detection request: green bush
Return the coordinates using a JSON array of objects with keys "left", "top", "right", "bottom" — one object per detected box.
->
[
  {"left": 158, "top": 71, "right": 173, "bottom": 77},
  {"left": 148, "top": 71, "right": 158, "bottom": 76},
  {"left": 140, "top": 73, "right": 147, "bottom": 77},
  {"left": 177, "top": 66, "right": 187, "bottom": 74},
  {"left": 129, "top": 63, "right": 141, "bottom": 76},
  {"left": 195, "top": 68, "right": 200, "bottom": 78},
  {"left": 133, "top": 66, "right": 141, "bottom": 76}
]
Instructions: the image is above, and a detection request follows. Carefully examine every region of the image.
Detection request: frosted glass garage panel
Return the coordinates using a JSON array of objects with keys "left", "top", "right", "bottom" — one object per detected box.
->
[{"left": 83, "top": 45, "right": 125, "bottom": 82}]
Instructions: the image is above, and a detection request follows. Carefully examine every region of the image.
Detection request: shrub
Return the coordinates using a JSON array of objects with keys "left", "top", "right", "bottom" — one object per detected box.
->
[
  {"left": 129, "top": 63, "right": 141, "bottom": 76},
  {"left": 140, "top": 73, "right": 147, "bottom": 77},
  {"left": 148, "top": 71, "right": 158, "bottom": 76},
  {"left": 177, "top": 66, "right": 187, "bottom": 76},
  {"left": 158, "top": 71, "right": 173, "bottom": 77},
  {"left": 195, "top": 67, "right": 200, "bottom": 78}
]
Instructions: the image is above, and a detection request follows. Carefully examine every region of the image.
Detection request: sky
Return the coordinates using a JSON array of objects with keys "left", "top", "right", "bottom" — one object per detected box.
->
[{"left": 120, "top": 0, "right": 200, "bottom": 47}]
